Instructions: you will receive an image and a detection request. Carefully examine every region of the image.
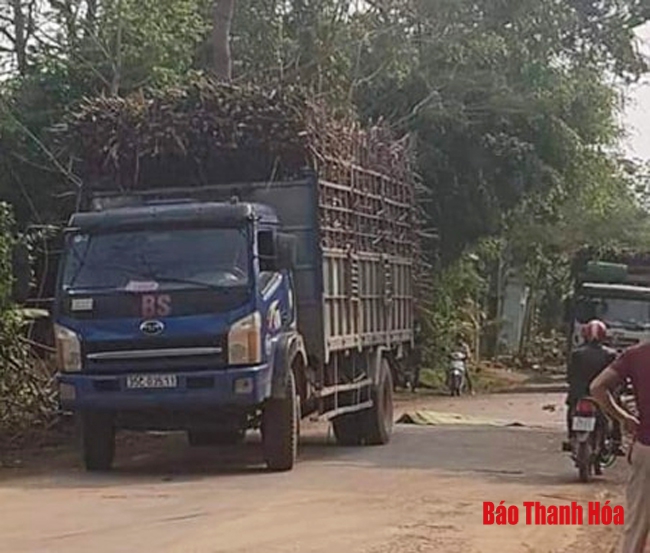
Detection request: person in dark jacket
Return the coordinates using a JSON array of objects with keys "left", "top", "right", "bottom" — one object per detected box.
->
[{"left": 563, "top": 319, "right": 622, "bottom": 453}]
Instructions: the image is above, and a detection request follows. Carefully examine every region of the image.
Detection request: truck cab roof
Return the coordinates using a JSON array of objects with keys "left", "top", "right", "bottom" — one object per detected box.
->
[{"left": 69, "top": 201, "right": 279, "bottom": 232}]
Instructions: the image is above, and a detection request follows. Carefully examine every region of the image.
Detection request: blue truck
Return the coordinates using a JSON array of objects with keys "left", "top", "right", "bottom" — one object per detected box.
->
[{"left": 54, "top": 170, "right": 418, "bottom": 471}]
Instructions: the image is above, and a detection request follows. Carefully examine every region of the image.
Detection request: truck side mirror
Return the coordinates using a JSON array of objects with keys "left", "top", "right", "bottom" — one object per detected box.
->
[
  {"left": 276, "top": 233, "right": 297, "bottom": 271},
  {"left": 12, "top": 242, "right": 31, "bottom": 304}
]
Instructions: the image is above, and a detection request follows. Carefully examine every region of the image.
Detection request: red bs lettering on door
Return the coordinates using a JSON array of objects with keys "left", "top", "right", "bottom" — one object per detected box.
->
[{"left": 141, "top": 294, "right": 172, "bottom": 318}]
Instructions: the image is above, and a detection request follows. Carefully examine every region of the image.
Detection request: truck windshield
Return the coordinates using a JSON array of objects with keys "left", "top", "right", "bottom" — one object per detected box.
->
[
  {"left": 62, "top": 228, "right": 249, "bottom": 292},
  {"left": 576, "top": 296, "right": 650, "bottom": 329}
]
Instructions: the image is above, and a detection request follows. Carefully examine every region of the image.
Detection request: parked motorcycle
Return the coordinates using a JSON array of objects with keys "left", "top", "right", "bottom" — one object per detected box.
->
[
  {"left": 447, "top": 351, "right": 467, "bottom": 396},
  {"left": 570, "top": 396, "right": 617, "bottom": 482}
]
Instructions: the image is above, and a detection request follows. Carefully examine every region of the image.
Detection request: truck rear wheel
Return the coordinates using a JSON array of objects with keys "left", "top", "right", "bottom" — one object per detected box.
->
[
  {"left": 362, "top": 358, "right": 394, "bottom": 445},
  {"left": 81, "top": 412, "right": 115, "bottom": 472},
  {"left": 332, "top": 414, "right": 363, "bottom": 446},
  {"left": 332, "top": 357, "right": 394, "bottom": 446},
  {"left": 262, "top": 369, "right": 298, "bottom": 471}
]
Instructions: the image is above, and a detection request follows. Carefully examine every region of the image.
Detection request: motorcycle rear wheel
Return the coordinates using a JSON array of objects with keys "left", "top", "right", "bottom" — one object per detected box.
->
[
  {"left": 449, "top": 374, "right": 462, "bottom": 396},
  {"left": 577, "top": 442, "right": 591, "bottom": 483}
]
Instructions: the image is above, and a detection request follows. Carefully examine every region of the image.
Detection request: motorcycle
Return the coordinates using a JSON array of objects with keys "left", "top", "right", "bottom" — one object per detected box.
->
[
  {"left": 447, "top": 351, "right": 467, "bottom": 396},
  {"left": 570, "top": 396, "right": 617, "bottom": 482}
]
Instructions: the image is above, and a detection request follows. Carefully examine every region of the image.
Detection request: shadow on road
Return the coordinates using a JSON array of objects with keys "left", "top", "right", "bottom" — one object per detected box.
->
[{"left": 0, "top": 424, "right": 627, "bottom": 491}]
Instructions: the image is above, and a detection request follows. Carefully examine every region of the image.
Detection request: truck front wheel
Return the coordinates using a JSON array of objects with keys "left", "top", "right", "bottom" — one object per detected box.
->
[
  {"left": 80, "top": 412, "right": 115, "bottom": 472},
  {"left": 262, "top": 369, "right": 298, "bottom": 471}
]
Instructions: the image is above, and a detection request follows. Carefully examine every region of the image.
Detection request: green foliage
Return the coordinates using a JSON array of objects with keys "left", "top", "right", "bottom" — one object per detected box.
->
[
  {"left": 0, "top": 203, "right": 56, "bottom": 443},
  {"left": 0, "top": 306, "right": 56, "bottom": 444},
  {"left": 1, "top": 0, "right": 648, "bottom": 235},
  {"left": 230, "top": 0, "right": 358, "bottom": 107},
  {"left": 0, "top": 0, "right": 213, "bottom": 227},
  {"left": 91, "top": 0, "right": 209, "bottom": 92},
  {"left": 38, "top": 0, "right": 210, "bottom": 95},
  {"left": 419, "top": 238, "right": 504, "bottom": 369},
  {"left": 0, "top": 0, "right": 649, "bottom": 373},
  {"left": 0, "top": 204, "right": 16, "bottom": 311}
]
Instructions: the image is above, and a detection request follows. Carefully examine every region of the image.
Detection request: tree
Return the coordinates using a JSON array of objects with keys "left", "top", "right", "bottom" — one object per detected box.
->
[
  {"left": 209, "top": 0, "right": 235, "bottom": 82},
  {"left": 346, "top": 0, "right": 649, "bottom": 259},
  {"left": 0, "top": 0, "right": 37, "bottom": 75},
  {"left": 0, "top": 0, "right": 211, "bottom": 227}
]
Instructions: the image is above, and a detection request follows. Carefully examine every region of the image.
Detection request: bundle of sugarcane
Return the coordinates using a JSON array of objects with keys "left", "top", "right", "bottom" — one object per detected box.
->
[
  {"left": 56, "top": 78, "right": 310, "bottom": 189},
  {"left": 55, "top": 76, "right": 413, "bottom": 192}
]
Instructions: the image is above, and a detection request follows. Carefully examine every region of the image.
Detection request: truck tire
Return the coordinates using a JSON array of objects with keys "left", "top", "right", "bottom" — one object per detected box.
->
[
  {"left": 362, "top": 358, "right": 394, "bottom": 445},
  {"left": 81, "top": 412, "right": 115, "bottom": 472},
  {"left": 187, "top": 429, "right": 245, "bottom": 447},
  {"left": 332, "top": 414, "right": 363, "bottom": 446},
  {"left": 262, "top": 369, "right": 298, "bottom": 471}
]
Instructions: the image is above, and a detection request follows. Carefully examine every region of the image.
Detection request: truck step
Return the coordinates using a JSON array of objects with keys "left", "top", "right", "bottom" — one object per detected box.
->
[
  {"left": 310, "top": 400, "right": 374, "bottom": 422},
  {"left": 314, "top": 378, "right": 373, "bottom": 399}
]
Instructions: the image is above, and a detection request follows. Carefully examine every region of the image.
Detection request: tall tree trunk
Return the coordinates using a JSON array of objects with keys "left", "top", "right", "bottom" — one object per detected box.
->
[
  {"left": 11, "top": 0, "right": 27, "bottom": 75},
  {"left": 210, "top": 0, "right": 235, "bottom": 82},
  {"left": 110, "top": 0, "right": 123, "bottom": 96},
  {"left": 85, "top": 0, "right": 98, "bottom": 38}
]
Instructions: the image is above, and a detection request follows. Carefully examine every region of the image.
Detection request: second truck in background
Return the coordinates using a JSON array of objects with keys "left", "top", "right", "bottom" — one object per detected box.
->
[{"left": 568, "top": 247, "right": 650, "bottom": 354}]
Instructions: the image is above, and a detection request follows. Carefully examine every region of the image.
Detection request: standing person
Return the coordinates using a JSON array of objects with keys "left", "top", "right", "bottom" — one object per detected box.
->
[
  {"left": 450, "top": 336, "right": 474, "bottom": 395},
  {"left": 590, "top": 342, "right": 646, "bottom": 553},
  {"left": 563, "top": 319, "right": 622, "bottom": 452}
]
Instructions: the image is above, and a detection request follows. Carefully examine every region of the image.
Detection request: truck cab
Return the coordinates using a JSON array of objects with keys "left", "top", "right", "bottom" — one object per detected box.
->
[
  {"left": 568, "top": 260, "right": 650, "bottom": 353},
  {"left": 571, "top": 283, "right": 650, "bottom": 350},
  {"left": 56, "top": 198, "right": 304, "bottom": 471}
]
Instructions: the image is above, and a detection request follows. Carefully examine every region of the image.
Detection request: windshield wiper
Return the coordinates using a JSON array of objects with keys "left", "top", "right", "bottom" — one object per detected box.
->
[
  {"left": 141, "top": 276, "right": 238, "bottom": 291},
  {"left": 152, "top": 277, "right": 217, "bottom": 289}
]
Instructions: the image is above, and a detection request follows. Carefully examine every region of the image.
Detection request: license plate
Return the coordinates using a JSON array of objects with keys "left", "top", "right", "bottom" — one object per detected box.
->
[
  {"left": 126, "top": 374, "right": 178, "bottom": 389},
  {"left": 572, "top": 416, "right": 596, "bottom": 432}
]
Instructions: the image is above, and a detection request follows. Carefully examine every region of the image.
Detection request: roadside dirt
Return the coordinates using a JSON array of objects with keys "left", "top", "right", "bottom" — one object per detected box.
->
[{"left": 0, "top": 393, "right": 626, "bottom": 553}]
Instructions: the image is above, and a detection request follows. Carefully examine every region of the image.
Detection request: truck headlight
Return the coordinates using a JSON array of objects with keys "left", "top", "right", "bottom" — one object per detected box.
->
[
  {"left": 228, "top": 312, "right": 261, "bottom": 365},
  {"left": 54, "top": 324, "right": 82, "bottom": 372}
]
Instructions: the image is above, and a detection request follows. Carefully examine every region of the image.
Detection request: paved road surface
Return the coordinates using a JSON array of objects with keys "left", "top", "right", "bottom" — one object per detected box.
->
[{"left": 0, "top": 393, "right": 627, "bottom": 553}]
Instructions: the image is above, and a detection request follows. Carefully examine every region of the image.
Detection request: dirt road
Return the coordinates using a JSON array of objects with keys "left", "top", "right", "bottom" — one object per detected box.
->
[{"left": 0, "top": 393, "right": 627, "bottom": 553}]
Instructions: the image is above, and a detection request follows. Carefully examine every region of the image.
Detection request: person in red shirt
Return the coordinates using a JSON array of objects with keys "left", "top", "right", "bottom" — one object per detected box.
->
[{"left": 591, "top": 343, "right": 645, "bottom": 553}]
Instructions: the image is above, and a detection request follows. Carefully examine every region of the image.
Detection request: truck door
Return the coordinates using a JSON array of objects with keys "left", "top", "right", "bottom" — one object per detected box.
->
[{"left": 258, "top": 229, "right": 294, "bottom": 331}]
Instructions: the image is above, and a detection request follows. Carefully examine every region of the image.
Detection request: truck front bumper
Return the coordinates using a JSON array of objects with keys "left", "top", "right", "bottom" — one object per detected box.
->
[{"left": 57, "top": 365, "right": 272, "bottom": 412}]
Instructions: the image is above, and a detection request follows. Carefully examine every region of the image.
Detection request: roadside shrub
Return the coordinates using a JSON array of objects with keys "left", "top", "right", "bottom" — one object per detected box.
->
[{"left": 0, "top": 203, "right": 57, "bottom": 447}]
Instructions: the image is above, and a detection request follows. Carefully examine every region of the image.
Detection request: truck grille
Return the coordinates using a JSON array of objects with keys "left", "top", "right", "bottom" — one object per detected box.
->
[{"left": 84, "top": 335, "right": 227, "bottom": 373}]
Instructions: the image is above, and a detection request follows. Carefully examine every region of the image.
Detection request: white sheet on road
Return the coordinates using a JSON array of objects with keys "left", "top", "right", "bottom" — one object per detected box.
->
[{"left": 397, "top": 410, "right": 525, "bottom": 427}]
